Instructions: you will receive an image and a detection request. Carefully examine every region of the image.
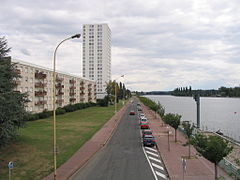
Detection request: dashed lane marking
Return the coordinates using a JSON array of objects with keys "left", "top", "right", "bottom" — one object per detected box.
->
[
  {"left": 146, "top": 150, "right": 159, "bottom": 157},
  {"left": 155, "top": 171, "right": 167, "bottom": 179},
  {"left": 145, "top": 147, "right": 158, "bottom": 152},
  {"left": 148, "top": 156, "right": 162, "bottom": 163},
  {"left": 151, "top": 162, "right": 164, "bottom": 171}
]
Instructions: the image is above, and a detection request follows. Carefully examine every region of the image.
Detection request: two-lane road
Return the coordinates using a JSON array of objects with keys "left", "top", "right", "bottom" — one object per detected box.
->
[{"left": 70, "top": 100, "right": 165, "bottom": 180}]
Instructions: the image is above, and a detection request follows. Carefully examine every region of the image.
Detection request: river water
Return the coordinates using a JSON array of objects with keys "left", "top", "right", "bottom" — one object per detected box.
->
[{"left": 145, "top": 95, "right": 240, "bottom": 142}]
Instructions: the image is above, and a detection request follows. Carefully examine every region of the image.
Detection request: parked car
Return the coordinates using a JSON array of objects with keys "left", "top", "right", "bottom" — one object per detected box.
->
[
  {"left": 139, "top": 117, "right": 148, "bottom": 124},
  {"left": 137, "top": 107, "right": 142, "bottom": 111},
  {"left": 139, "top": 113, "right": 145, "bottom": 119},
  {"left": 140, "top": 122, "right": 149, "bottom": 129},
  {"left": 143, "top": 135, "right": 156, "bottom": 147},
  {"left": 142, "top": 129, "right": 153, "bottom": 138},
  {"left": 129, "top": 110, "right": 135, "bottom": 115}
]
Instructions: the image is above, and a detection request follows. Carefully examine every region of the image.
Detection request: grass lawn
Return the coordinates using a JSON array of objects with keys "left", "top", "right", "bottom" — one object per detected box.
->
[{"left": 0, "top": 102, "right": 124, "bottom": 180}]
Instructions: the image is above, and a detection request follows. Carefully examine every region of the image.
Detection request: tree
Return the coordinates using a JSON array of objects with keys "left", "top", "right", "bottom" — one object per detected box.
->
[
  {"left": 157, "top": 101, "right": 165, "bottom": 117},
  {"left": 0, "top": 37, "right": 28, "bottom": 147},
  {"left": 163, "top": 113, "right": 181, "bottom": 142},
  {"left": 182, "top": 121, "right": 194, "bottom": 158},
  {"left": 192, "top": 134, "right": 233, "bottom": 180},
  {"left": 0, "top": 36, "right": 11, "bottom": 59}
]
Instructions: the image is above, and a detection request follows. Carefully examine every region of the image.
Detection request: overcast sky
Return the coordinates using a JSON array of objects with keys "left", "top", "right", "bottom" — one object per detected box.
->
[{"left": 1, "top": 0, "right": 240, "bottom": 91}]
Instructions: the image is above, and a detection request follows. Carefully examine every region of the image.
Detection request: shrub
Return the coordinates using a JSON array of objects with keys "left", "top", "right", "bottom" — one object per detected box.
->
[
  {"left": 56, "top": 108, "right": 66, "bottom": 115},
  {"left": 64, "top": 104, "right": 75, "bottom": 112},
  {"left": 38, "top": 110, "right": 52, "bottom": 119},
  {"left": 98, "top": 96, "right": 109, "bottom": 106}
]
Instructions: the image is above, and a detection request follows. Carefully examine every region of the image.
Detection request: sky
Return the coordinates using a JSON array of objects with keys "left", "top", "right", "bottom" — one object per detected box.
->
[{"left": 1, "top": 0, "right": 240, "bottom": 91}]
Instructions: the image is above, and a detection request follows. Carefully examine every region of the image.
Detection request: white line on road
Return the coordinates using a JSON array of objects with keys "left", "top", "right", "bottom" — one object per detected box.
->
[
  {"left": 152, "top": 162, "right": 164, "bottom": 171},
  {"left": 155, "top": 170, "right": 167, "bottom": 179},
  {"left": 145, "top": 147, "right": 158, "bottom": 152},
  {"left": 149, "top": 156, "right": 162, "bottom": 163},
  {"left": 146, "top": 150, "right": 159, "bottom": 157},
  {"left": 142, "top": 146, "right": 158, "bottom": 180}
]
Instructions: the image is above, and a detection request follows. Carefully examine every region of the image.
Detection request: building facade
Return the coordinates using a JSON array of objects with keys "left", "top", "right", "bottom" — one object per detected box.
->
[
  {"left": 12, "top": 59, "right": 96, "bottom": 113},
  {"left": 82, "top": 24, "right": 111, "bottom": 99}
]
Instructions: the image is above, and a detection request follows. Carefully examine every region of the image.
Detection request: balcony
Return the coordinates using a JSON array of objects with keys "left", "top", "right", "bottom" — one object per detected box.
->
[
  {"left": 15, "top": 80, "right": 21, "bottom": 86},
  {"left": 80, "top": 81, "right": 85, "bottom": 85},
  {"left": 35, "top": 90, "right": 47, "bottom": 96},
  {"left": 80, "top": 87, "right": 85, "bottom": 90},
  {"left": 57, "top": 91, "right": 64, "bottom": 96},
  {"left": 14, "top": 69, "right": 21, "bottom": 74},
  {"left": 35, "top": 100, "right": 47, "bottom": 105},
  {"left": 70, "top": 98, "right": 76, "bottom": 102},
  {"left": 70, "top": 86, "right": 76, "bottom": 90},
  {"left": 88, "top": 92, "right": 92, "bottom": 96},
  {"left": 88, "top": 97, "right": 92, "bottom": 101},
  {"left": 56, "top": 77, "right": 64, "bottom": 82},
  {"left": 69, "top": 92, "right": 76, "bottom": 96},
  {"left": 80, "top": 92, "right": 85, "bottom": 96},
  {"left": 88, "top": 88, "right": 92, "bottom": 91},
  {"left": 56, "top": 99, "right": 64, "bottom": 103},
  {"left": 69, "top": 79, "right": 76, "bottom": 84},
  {"left": 35, "top": 82, "right": 47, "bottom": 88},
  {"left": 56, "top": 84, "right": 64, "bottom": 89},
  {"left": 88, "top": 84, "right": 92, "bottom": 87},
  {"left": 35, "top": 72, "right": 47, "bottom": 79},
  {"left": 80, "top": 98, "right": 85, "bottom": 101}
]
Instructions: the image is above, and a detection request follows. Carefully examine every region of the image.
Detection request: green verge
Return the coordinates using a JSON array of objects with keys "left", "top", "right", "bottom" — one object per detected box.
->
[{"left": 0, "top": 102, "right": 123, "bottom": 180}]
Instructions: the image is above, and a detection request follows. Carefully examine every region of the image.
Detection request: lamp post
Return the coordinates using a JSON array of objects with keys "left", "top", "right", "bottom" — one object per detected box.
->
[
  {"left": 52, "top": 34, "right": 81, "bottom": 180},
  {"left": 166, "top": 125, "right": 172, "bottom": 151},
  {"left": 114, "top": 75, "right": 124, "bottom": 114}
]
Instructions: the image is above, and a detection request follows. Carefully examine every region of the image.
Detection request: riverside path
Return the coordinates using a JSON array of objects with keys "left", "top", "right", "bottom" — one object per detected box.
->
[{"left": 69, "top": 99, "right": 169, "bottom": 180}]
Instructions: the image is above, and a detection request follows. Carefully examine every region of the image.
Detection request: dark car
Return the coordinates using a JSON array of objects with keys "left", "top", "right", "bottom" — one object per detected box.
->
[
  {"left": 143, "top": 135, "right": 156, "bottom": 147},
  {"left": 142, "top": 129, "right": 153, "bottom": 138},
  {"left": 140, "top": 122, "right": 149, "bottom": 129},
  {"left": 129, "top": 110, "right": 135, "bottom": 115}
]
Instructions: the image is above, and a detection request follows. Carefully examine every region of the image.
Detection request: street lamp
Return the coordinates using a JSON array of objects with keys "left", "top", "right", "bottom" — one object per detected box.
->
[
  {"left": 166, "top": 125, "right": 172, "bottom": 151},
  {"left": 52, "top": 34, "right": 81, "bottom": 180},
  {"left": 114, "top": 75, "right": 124, "bottom": 114}
]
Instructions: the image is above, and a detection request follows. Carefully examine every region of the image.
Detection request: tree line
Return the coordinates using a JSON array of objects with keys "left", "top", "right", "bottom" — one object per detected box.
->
[
  {"left": 172, "top": 86, "right": 240, "bottom": 97},
  {"left": 98, "top": 80, "right": 132, "bottom": 106}
]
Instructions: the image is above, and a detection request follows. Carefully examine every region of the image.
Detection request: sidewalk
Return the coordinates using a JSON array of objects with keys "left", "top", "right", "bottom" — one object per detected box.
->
[
  {"left": 141, "top": 104, "right": 233, "bottom": 180},
  {"left": 44, "top": 102, "right": 129, "bottom": 180}
]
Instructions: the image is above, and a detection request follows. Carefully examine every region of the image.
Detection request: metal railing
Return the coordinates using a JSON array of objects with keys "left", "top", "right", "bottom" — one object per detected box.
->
[{"left": 218, "top": 158, "right": 240, "bottom": 179}]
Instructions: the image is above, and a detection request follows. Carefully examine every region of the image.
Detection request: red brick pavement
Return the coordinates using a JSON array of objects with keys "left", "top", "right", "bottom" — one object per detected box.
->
[
  {"left": 141, "top": 103, "right": 232, "bottom": 180},
  {"left": 44, "top": 102, "right": 129, "bottom": 180}
]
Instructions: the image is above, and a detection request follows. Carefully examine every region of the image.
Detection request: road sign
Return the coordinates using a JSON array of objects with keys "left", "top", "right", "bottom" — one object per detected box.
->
[{"left": 8, "top": 162, "right": 14, "bottom": 169}]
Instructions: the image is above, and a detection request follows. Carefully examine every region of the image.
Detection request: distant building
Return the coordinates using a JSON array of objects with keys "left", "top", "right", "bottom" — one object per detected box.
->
[
  {"left": 11, "top": 59, "right": 96, "bottom": 113},
  {"left": 82, "top": 24, "right": 111, "bottom": 99}
]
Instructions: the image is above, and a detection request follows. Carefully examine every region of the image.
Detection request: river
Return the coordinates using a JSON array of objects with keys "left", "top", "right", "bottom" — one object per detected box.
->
[{"left": 145, "top": 95, "right": 240, "bottom": 142}]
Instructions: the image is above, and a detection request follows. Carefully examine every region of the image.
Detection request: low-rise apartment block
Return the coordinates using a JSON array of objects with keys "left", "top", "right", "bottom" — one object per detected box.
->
[{"left": 12, "top": 59, "right": 96, "bottom": 113}]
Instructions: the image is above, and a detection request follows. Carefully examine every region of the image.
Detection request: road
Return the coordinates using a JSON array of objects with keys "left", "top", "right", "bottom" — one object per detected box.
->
[{"left": 70, "top": 100, "right": 168, "bottom": 180}]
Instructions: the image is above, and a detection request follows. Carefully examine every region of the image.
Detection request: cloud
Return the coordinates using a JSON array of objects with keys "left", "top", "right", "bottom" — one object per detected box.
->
[{"left": 1, "top": 0, "right": 240, "bottom": 91}]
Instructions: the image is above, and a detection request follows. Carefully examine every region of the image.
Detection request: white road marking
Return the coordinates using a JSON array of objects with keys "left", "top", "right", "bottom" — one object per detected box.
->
[
  {"left": 156, "top": 170, "right": 167, "bottom": 179},
  {"left": 145, "top": 147, "right": 158, "bottom": 152},
  {"left": 152, "top": 162, "right": 164, "bottom": 171},
  {"left": 146, "top": 150, "right": 159, "bottom": 157},
  {"left": 142, "top": 146, "right": 158, "bottom": 180},
  {"left": 149, "top": 156, "right": 162, "bottom": 163}
]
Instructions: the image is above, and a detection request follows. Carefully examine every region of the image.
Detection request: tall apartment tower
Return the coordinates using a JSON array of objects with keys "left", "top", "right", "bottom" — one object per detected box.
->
[{"left": 82, "top": 24, "right": 111, "bottom": 99}]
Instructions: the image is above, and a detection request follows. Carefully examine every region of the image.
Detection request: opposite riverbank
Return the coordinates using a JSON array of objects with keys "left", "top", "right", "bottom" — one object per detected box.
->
[{"left": 0, "top": 101, "right": 124, "bottom": 180}]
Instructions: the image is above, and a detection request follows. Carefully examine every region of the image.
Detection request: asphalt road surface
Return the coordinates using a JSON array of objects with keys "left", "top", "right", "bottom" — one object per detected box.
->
[{"left": 70, "top": 100, "right": 167, "bottom": 180}]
